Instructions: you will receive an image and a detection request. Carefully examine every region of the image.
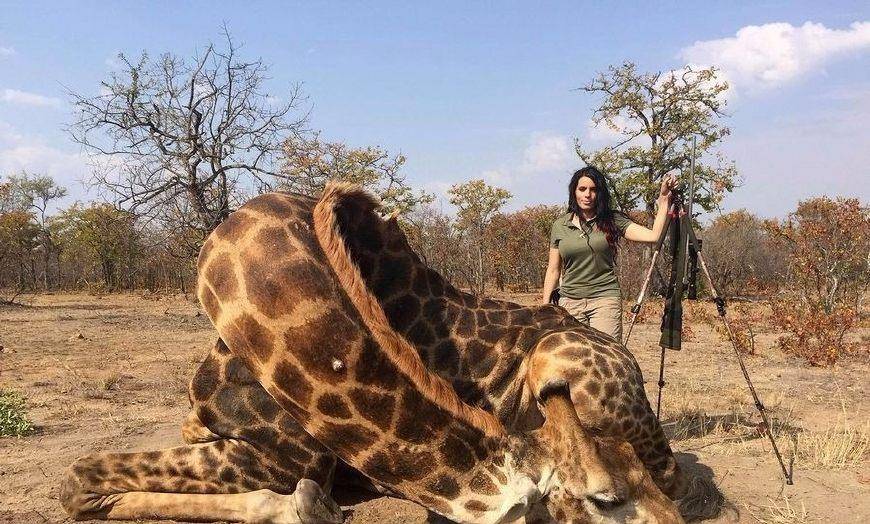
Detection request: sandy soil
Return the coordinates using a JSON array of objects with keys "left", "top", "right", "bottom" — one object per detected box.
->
[{"left": 0, "top": 292, "right": 867, "bottom": 523}]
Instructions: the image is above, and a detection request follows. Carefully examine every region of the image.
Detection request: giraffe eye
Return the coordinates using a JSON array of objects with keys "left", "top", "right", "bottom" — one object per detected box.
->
[{"left": 588, "top": 492, "right": 623, "bottom": 511}]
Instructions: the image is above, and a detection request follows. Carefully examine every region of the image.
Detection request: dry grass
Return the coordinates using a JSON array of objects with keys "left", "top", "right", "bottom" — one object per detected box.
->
[
  {"left": 791, "top": 408, "right": 869, "bottom": 470},
  {"left": 746, "top": 494, "right": 813, "bottom": 524},
  {"left": 666, "top": 381, "right": 869, "bottom": 472}
]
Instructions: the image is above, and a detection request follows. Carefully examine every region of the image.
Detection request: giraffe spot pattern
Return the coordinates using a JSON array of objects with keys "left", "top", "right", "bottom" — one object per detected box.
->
[
  {"left": 215, "top": 209, "right": 259, "bottom": 242},
  {"left": 469, "top": 470, "right": 499, "bottom": 495},
  {"left": 314, "top": 421, "right": 379, "bottom": 458},
  {"left": 191, "top": 356, "right": 220, "bottom": 402},
  {"left": 395, "top": 387, "right": 452, "bottom": 444},
  {"left": 464, "top": 500, "right": 489, "bottom": 513},
  {"left": 282, "top": 308, "right": 353, "bottom": 384},
  {"left": 199, "top": 284, "right": 221, "bottom": 322},
  {"left": 348, "top": 387, "right": 396, "bottom": 432},
  {"left": 316, "top": 393, "right": 352, "bottom": 419},
  {"left": 224, "top": 313, "right": 275, "bottom": 364},
  {"left": 426, "top": 473, "right": 461, "bottom": 499},
  {"left": 440, "top": 434, "right": 476, "bottom": 472},
  {"left": 243, "top": 251, "right": 333, "bottom": 320},
  {"left": 354, "top": 338, "right": 400, "bottom": 389},
  {"left": 244, "top": 194, "right": 304, "bottom": 221},
  {"left": 272, "top": 360, "right": 313, "bottom": 406}
]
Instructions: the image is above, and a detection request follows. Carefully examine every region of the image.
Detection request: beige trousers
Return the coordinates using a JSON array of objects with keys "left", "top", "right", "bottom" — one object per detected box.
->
[{"left": 559, "top": 295, "right": 623, "bottom": 341}]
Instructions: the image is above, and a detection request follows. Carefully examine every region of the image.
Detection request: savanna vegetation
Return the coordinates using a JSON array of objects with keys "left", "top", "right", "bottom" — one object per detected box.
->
[{"left": 0, "top": 35, "right": 866, "bottom": 370}]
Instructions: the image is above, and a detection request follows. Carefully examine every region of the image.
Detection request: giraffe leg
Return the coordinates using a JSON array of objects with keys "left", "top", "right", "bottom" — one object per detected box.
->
[
  {"left": 186, "top": 339, "right": 339, "bottom": 490},
  {"left": 60, "top": 440, "right": 342, "bottom": 523},
  {"left": 182, "top": 408, "right": 222, "bottom": 444}
]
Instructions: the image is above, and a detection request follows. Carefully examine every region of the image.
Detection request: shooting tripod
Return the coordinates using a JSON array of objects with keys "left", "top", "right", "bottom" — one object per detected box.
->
[{"left": 622, "top": 150, "right": 794, "bottom": 486}]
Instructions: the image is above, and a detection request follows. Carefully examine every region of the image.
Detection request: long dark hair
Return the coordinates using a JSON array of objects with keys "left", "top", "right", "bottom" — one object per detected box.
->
[{"left": 567, "top": 166, "right": 621, "bottom": 257}]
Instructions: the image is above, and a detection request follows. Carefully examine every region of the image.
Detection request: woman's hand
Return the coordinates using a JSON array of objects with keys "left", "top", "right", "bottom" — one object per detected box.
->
[{"left": 659, "top": 173, "right": 678, "bottom": 203}]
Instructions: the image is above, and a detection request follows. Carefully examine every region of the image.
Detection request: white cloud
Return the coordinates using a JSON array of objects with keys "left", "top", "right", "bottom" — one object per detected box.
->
[
  {"left": 0, "top": 121, "right": 24, "bottom": 143},
  {"left": 1, "top": 88, "right": 63, "bottom": 108},
  {"left": 521, "top": 133, "right": 573, "bottom": 173},
  {"left": 482, "top": 169, "right": 511, "bottom": 185},
  {"left": 471, "top": 132, "right": 575, "bottom": 189},
  {"left": 680, "top": 21, "right": 870, "bottom": 92},
  {"left": 0, "top": 121, "right": 92, "bottom": 199},
  {"left": 0, "top": 46, "right": 15, "bottom": 58}
]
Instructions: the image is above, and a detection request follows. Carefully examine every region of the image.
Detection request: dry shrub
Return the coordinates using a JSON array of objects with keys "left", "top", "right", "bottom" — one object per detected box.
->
[
  {"left": 684, "top": 300, "right": 716, "bottom": 325},
  {"left": 766, "top": 197, "right": 869, "bottom": 366},
  {"left": 623, "top": 297, "right": 663, "bottom": 325},
  {"left": 681, "top": 323, "right": 695, "bottom": 342},
  {"left": 714, "top": 303, "right": 760, "bottom": 356},
  {"left": 771, "top": 302, "right": 856, "bottom": 366},
  {"left": 702, "top": 209, "right": 787, "bottom": 296}
]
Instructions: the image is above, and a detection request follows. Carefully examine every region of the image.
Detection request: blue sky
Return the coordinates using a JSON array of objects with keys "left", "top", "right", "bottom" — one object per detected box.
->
[{"left": 1, "top": 1, "right": 868, "bottom": 218}]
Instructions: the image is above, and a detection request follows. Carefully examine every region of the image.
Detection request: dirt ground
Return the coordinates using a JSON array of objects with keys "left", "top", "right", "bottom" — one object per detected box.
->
[{"left": 1, "top": 292, "right": 868, "bottom": 523}]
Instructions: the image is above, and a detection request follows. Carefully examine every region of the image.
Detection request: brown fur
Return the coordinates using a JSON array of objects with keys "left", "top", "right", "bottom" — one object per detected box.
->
[{"left": 313, "top": 182, "right": 505, "bottom": 438}]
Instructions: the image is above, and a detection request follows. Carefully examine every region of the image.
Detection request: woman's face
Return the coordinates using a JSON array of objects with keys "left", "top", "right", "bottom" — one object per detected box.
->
[{"left": 574, "top": 176, "right": 598, "bottom": 211}]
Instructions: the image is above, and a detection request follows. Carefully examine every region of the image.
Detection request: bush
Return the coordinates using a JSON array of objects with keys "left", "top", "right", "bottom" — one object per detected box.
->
[
  {"left": 702, "top": 209, "right": 787, "bottom": 296},
  {"left": 771, "top": 302, "right": 857, "bottom": 366},
  {"left": 766, "top": 197, "right": 868, "bottom": 366},
  {"left": 0, "top": 389, "right": 34, "bottom": 437}
]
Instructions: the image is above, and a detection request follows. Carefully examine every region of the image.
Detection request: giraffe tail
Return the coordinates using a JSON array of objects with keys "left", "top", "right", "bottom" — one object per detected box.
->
[{"left": 675, "top": 475, "right": 726, "bottom": 521}]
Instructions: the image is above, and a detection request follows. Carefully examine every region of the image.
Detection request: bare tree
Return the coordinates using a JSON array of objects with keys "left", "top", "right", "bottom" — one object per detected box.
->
[{"left": 68, "top": 29, "right": 307, "bottom": 242}]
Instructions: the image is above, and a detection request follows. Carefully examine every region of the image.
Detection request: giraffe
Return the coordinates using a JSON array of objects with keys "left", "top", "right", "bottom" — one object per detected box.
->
[
  {"left": 59, "top": 182, "right": 697, "bottom": 523},
  {"left": 330, "top": 188, "right": 694, "bottom": 499}
]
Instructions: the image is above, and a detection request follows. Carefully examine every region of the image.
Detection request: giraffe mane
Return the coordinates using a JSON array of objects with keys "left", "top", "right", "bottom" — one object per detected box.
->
[{"left": 313, "top": 181, "right": 506, "bottom": 438}]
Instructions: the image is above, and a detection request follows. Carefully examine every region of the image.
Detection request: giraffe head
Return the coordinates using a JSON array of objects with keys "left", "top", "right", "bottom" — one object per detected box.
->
[{"left": 508, "top": 383, "right": 683, "bottom": 523}]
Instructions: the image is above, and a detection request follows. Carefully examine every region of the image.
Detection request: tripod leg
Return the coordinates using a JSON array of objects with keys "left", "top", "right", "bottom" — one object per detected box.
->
[
  {"left": 624, "top": 250, "right": 660, "bottom": 345},
  {"left": 655, "top": 346, "right": 666, "bottom": 419},
  {"left": 623, "top": 212, "right": 673, "bottom": 346},
  {"left": 694, "top": 250, "right": 794, "bottom": 485}
]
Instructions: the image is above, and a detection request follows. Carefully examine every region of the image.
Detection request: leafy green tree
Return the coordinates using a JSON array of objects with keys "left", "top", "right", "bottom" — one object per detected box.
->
[
  {"left": 448, "top": 179, "right": 512, "bottom": 295},
  {"left": 52, "top": 203, "right": 141, "bottom": 290},
  {"left": 5, "top": 172, "right": 67, "bottom": 289},
  {"left": 0, "top": 210, "right": 40, "bottom": 297},
  {"left": 577, "top": 62, "right": 738, "bottom": 221},
  {"left": 278, "top": 133, "right": 432, "bottom": 216}
]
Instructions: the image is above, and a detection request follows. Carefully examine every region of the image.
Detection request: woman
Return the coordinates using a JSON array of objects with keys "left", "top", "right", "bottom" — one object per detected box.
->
[{"left": 541, "top": 166, "right": 677, "bottom": 341}]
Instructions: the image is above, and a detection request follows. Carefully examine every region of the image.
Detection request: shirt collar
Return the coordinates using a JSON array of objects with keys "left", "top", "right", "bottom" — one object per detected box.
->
[{"left": 562, "top": 213, "right": 597, "bottom": 230}]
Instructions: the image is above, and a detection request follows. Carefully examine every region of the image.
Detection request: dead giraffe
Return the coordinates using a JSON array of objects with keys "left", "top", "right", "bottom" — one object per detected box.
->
[
  {"left": 61, "top": 183, "right": 688, "bottom": 523},
  {"left": 329, "top": 188, "right": 700, "bottom": 503}
]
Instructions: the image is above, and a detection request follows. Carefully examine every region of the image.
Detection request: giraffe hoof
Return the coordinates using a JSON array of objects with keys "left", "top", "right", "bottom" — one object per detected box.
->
[{"left": 293, "top": 479, "right": 343, "bottom": 524}]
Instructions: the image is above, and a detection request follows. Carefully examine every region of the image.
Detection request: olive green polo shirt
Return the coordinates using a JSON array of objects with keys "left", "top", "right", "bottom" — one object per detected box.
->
[{"left": 550, "top": 212, "right": 634, "bottom": 299}]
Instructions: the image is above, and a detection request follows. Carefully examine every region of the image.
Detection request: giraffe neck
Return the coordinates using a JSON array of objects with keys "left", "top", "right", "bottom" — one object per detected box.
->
[
  {"left": 197, "top": 189, "right": 555, "bottom": 523},
  {"left": 335, "top": 194, "right": 573, "bottom": 424}
]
